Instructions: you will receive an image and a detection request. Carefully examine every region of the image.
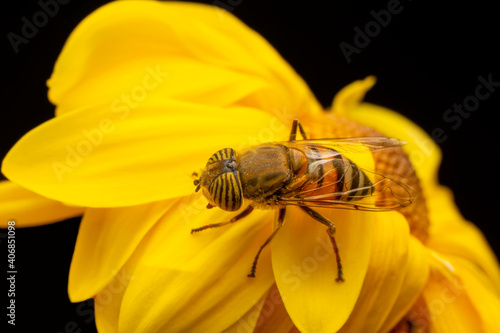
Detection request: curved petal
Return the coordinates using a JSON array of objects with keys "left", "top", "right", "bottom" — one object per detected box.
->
[
  {"left": 379, "top": 237, "right": 430, "bottom": 332},
  {"left": 388, "top": 295, "right": 430, "bottom": 333},
  {"left": 0, "top": 180, "right": 83, "bottom": 227},
  {"left": 48, "top": 1, "right": 321, "bottom": 119},
  {"left": 93, "top": 268, "right": 128, "bottom": 333},
  {"left": 272, "top": 145, "right": 376, "bottom": 332},
  {"left": 68, "top": 200, "right": 174, "bottom": 302},
  {"left": 252, "top": 284, "right": 295, "bottom": 333},
  {"left": 450, "top": 256, "right": 500, "bottom": 332},
  {"left": 332, "top": 76, "right": 376, "bottom": 116},
  {"left": 109, "top": 195, "right": 276, "bottom": 332},
  {"left": 422, "top": 268, "right": 481, "bottom": 333},
  {"left": 339, "top": 212, "right": 420, "bottom": 333},
  {"left": 331, "top": 78, "right": 442, "bottom": 189},
  {"left": 426, "top": 186, "right": 500, "bottom": 290},
  {"left": 224, "top": 284, "right": 295, "bottom": 333},
  {"left": 223, "top": 291, "right": 267, "bottom": 333},
  {"left": 346, "top": 102, "right": 441, "bottom": 190},
  {"left": 2, "top": 100, "right": 289, "bottom": 207},
  {"left": 272, "top": 206, "right": 374, "bottom": 332}
]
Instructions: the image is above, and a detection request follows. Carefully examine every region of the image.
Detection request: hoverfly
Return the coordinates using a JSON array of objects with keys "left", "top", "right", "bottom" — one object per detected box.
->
[{"left": 191, "top": 119, "right": 416, "bottom": 282}]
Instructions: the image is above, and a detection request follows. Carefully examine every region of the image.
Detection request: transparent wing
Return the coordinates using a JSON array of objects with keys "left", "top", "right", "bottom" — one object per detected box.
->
[
  {"left": 278, "top": 173, "right": 416, "bottom": 211},
  {"left": 279, "top": 137, "right": 406, "bottom": 155},
  {"left": 271, "top": 137, "right": 415, "bottom": 211}
]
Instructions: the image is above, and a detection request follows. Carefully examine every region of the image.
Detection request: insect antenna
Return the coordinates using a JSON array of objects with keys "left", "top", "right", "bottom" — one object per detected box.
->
[
  {"left": 185, "top": 171, "right": 203, "bottom": 206},
  {"left": 191, "top": 171, "right": 202, "bottom": 192}
]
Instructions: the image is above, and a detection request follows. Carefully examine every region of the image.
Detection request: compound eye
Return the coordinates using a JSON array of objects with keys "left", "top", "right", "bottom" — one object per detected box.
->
[
  {"left": 208, "top": 171, "right": 243, "bottom": 211},
  {"left": 206, "top": 148, "right": 235, "bottom": 166}
]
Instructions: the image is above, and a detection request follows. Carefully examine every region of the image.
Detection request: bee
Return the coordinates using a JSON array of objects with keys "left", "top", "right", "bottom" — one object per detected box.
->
[{"left": 191, "top": 119, "right": 415, "bottom": 282}]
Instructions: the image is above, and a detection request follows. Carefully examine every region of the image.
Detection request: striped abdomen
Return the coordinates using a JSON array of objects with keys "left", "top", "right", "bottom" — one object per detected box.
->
[{"left": 291, "top": 146, "right": 374, "bottom": 202}]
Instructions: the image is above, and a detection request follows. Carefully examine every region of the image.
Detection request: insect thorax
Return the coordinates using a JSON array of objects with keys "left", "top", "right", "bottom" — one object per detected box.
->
[{"left": 235, "top": 145, "right": 308, "bottom": 204}]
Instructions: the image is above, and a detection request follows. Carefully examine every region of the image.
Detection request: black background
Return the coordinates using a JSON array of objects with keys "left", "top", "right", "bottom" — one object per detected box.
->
[{"left": 1, "top": 0, "right": 499, "bottom": 332}]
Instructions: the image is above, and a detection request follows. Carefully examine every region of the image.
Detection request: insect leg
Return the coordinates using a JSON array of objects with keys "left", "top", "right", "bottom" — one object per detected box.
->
[
  {"left": 248, "top": 207, "right": 286, "bottom": 278},
  {"left": 299, "top": 206, "right": 345, "bottom": 282},
  {"left": 190, "top": 205, "right": 254, "bottom": 233},
  {"left": 289, "top": 119, "right": 308, "bottom": 142}
]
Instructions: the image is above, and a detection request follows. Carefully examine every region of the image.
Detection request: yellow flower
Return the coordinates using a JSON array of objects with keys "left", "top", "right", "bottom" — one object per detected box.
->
[{"left": 1, "top": 1, "right": 499, "bottom": 332}]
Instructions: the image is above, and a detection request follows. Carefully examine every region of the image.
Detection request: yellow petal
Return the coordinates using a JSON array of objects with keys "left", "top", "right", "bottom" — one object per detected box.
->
[
  {"left": 93, "top": 268, "right": 128, "bottom": 333},
  {"left": 272, "top": 141, "right": 377, "bottom": 332},
  {"left": 379, "top": 237, "right": 430, "bottom": 332},
  {"left": 68, "top": 200, "right": 174, "bottom": 302},
  {"left": 332, "top": 76, "right": 376, "bottom": 116},
  {"left": 252, "top": 284, "right": 295, "bottom": 333},
  {"left": 450, "top": 256, "right": 500, "bottom": 332},
  {"left": 331, "top": 78, "right": 442, "bottom": 189},
  {"left": 422, "top": 268, "right": 481, "bottom": 333},
  {"left": 223, "top": 291, "right": 266, "bottom": 333},
  {"left": 426, "top": 186, "right": 500, "bottom": 292},
  {"left": 111, "top": 195, "right": 276, "bottom": 332},
  {"left": 353, "top": 103, "right": 441, "bottom": 189},
  {"left": 339, "top": 212, "right": 425, "bottom": 333},
  {"left": 426, "top": 185, "right": 463, "bottom": 225},
  {"left": 48, "top": 1, "right": 321, "bottom": 119},
  {"left": 2, "top": 100, "right": 289, "bottom": 207},
  {"left": 0, "top": 180, "right": 83, "bottom": 227},
  {"left": 224, "top": 284, "right": 295, "bottom": 333},
  {"left": 273, "top": 206, "right": 374, "bottom": 332},
  {"left": 388, "top": 295, "right": 430, "bottom": 333}
]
